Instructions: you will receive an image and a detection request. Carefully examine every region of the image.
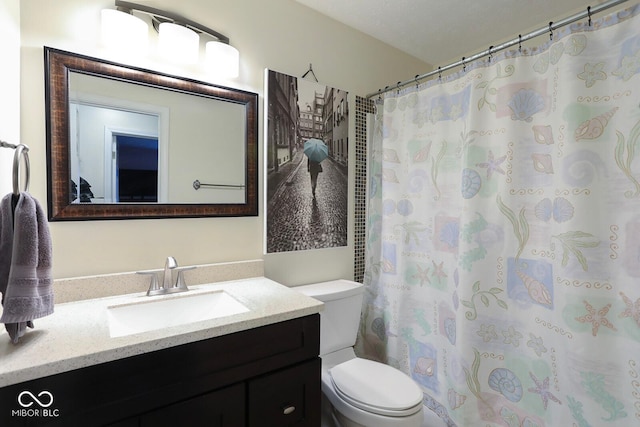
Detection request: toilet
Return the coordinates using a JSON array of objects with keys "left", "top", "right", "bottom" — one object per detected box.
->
[{"left": 296, "top": 280, "right": 424, "bottom": 427}]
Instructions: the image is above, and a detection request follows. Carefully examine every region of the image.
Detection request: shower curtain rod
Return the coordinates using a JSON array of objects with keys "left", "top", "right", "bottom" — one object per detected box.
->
[{"left": 366, "top": 0, "right": 630, "bottom": 99}]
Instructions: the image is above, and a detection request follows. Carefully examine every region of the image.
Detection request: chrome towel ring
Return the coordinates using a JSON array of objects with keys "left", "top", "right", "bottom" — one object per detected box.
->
[{"left": 1, "top": 140, "right": 30, "bottom": 196}]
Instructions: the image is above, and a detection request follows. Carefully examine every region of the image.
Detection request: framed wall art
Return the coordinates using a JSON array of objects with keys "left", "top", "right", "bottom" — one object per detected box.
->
[{"left": 264, "top": 69, "right": 349, "bottom": 253}]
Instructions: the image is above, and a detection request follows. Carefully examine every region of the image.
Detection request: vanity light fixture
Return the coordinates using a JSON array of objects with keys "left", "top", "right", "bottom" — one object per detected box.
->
[{"left": 102, "top": 1, "right": 240, "bottom": 75}]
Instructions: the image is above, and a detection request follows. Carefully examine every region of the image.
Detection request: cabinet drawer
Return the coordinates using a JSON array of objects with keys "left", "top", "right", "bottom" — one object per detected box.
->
[{"left": 248, "top": 358, "right": 320, "bottom": 427}]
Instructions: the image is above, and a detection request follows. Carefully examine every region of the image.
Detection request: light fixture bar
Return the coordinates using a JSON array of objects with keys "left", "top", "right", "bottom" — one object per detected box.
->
[{"left": 115, "top": 0, "right": 230, "bottom": 44}]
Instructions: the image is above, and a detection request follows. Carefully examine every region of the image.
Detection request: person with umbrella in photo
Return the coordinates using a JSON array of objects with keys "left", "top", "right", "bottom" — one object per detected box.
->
[{"left": 304, "top": 138, "right": 328, "bottom": 198}]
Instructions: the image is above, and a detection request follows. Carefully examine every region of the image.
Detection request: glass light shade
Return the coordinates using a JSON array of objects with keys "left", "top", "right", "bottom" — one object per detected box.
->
[
  {"left": 205, "top": 41, "right": 240, "bottom": 78},
  {"left": 158, "top": 22, "right": 199, "bottom": 64},
  {"left": 101, "top": 9, "right": 149, "bottom": 54}
]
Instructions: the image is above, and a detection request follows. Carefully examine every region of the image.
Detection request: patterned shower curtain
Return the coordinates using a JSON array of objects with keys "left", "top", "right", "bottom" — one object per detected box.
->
[{"left": 360, "top": 4, "right": 640, "bottom": 426}]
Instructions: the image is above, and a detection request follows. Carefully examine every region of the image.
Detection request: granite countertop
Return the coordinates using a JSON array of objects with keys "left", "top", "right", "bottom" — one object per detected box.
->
[{"left": 0, "top": 277, "right": 323, "bottom": 388}]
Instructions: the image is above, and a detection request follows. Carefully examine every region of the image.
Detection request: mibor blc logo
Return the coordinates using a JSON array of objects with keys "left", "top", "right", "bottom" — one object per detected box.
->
[{"left": 11, "top": 391, "right": 60, "bottom": 418}]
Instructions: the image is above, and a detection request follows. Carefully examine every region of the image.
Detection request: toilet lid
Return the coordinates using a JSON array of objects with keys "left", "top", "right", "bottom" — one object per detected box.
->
[{"left": 329, "top": 358, "right": 423, "bottom": 417}]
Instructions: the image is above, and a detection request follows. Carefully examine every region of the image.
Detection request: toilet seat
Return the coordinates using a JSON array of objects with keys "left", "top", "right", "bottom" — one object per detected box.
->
[{"left": 329, "top": 358, "right": 423, "bottom": 417}]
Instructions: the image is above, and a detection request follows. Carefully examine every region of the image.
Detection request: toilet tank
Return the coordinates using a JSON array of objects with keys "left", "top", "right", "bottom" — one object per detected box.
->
[{"left": 295, "top": 280, "right": 364, "bottom": 356}]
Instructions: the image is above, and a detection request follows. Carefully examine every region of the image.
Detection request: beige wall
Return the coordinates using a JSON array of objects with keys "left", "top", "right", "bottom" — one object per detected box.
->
[
  {"left": 0, "top": 0, "right": 20, "bottom": 196},
  {"left": 18, "top": 0, "right": 430, "bottom": 284}
]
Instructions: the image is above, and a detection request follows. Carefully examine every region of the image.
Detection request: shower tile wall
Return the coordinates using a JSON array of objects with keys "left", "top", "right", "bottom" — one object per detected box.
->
[{"left": 354, "top": 96, "right": 375, "bottom": 283}]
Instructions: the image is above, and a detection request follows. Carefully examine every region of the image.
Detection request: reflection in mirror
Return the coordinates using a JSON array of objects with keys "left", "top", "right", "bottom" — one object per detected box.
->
[
  {"left": 45, "top": 47, "right": 258, "bottom": 220},
  {"left": 69, "top": 72, "right": 246, "bottom": 204},
  {"left": 69, "top": 99, "right": 162, "bottom": 203}
]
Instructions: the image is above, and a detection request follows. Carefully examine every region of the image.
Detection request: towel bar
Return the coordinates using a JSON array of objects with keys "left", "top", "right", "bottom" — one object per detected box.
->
[{"left": 193, "top": 179, "right": 245, "bottom": 190}]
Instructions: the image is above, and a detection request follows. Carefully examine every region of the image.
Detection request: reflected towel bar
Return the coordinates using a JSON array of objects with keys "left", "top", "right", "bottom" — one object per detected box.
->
[
  {"left": 193, "top": 179, "right": 245, "bottom": 190},
  {"left": 1, "top": 140, "right": 30, "bottom": 196}
]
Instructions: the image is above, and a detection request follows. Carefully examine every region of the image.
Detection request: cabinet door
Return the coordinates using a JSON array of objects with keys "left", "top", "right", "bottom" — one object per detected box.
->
[
  {"left": 106, "top": 419, "right": 139, "bottom": 427},
  {"left": 140, "top": 383, "right": 245, "bottom": 427},
  {"left": 248, "top": 358, "right": 321, "bottom": 427}
]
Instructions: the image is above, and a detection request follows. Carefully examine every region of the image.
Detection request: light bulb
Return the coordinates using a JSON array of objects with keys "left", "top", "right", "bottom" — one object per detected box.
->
[
  {"left": 205, "top": 41, "right": 240, "bottom": 78},
  {"left": 101, "top": 9, "right": 149, "bottom": 54},
  {"left": 158, "top": 22, "right": 199, "bottom": 64}
]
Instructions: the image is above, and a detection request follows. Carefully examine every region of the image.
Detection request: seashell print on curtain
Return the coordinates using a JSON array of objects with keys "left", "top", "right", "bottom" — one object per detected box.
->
[{"left": 360, "top": 4, "right": 640, "bottom": 426}]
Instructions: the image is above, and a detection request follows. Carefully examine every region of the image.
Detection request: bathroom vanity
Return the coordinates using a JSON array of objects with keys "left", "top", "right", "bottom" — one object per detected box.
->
[{"left": 0, "top": 277, "right": 323, "bottom": 426}]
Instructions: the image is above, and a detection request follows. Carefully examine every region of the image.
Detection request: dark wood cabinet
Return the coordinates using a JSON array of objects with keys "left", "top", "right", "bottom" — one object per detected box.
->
[
  {"left": 139, "top": 383, "right": 246, "bottom": 427},
  {"left": 106, "top": 419, "right": 139, "bottom": 427},
  {"left": 248, "top": 359, "right": 321, "bottom": 427},
  {"left": 0, "top": 315, "right": 320, "bottom": 427}
]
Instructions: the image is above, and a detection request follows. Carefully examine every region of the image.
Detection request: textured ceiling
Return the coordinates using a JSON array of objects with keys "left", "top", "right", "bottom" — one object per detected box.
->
[{"left": 295, "top": 0, "right": 610, "bottom": 66}]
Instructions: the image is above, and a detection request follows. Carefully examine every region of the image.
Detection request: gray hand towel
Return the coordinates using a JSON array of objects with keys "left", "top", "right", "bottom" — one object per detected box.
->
[{"left": 0, "top": 193, "right": 54, "bottom": 343}]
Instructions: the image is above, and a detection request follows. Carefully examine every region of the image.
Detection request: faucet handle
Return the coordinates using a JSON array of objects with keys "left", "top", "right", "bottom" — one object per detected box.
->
[
  {"left": 137, "top": 270, "right": 161, "bottom": 296},
  {"left": 174, "top": 266, "right": 196, "bottom": 291}
]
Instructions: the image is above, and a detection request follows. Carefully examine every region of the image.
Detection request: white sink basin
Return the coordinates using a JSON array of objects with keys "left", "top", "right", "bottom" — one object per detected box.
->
[{"left": 107, "top": 290, "right": 250, "bottom": 338}]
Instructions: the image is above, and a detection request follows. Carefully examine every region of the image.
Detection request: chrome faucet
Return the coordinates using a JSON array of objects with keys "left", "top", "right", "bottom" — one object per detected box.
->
[{"left": 137, "top": 257, "right": 195, "bottom": 296}]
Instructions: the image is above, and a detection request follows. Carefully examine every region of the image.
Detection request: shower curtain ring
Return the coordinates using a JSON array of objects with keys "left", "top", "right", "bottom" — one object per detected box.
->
[
  {"left": 438, "top": 66, "right": 442, "bottom": 81},
  {"left": 549, "top": 22, "right": 554, "bottom": 40},
  {"left": 518, "top": 34, "right": 522, "bottom": 52},
  {"left": 462, "top": 57, "right": 466, "bottom": 72},
  {"left": 415, "top": 74, "right": 420, "bottom": 88},
  {"left": 396, "top": 81, "right": 402, "bottom": 94},
  {"left": 587, "top": 6, "right": 592, "bottom": 26},
  {"left": 488, "top": 46, "right": 493, "bottom": 63}
]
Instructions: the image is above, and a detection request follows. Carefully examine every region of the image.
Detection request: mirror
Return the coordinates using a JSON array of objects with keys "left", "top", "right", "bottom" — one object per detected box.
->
[{"left": 45, "top": 47, "right": 258, "bottom": 220}]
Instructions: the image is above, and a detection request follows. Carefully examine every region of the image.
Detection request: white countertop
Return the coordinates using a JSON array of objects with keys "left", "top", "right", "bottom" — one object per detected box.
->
[{"left": 0, "top": 277, "right": 323, "bottom": 388}]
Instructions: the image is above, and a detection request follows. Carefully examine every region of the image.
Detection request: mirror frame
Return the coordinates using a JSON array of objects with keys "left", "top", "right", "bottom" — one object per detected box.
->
[{"left": 44, "top": 47, "right": 258, "bottom": 221}]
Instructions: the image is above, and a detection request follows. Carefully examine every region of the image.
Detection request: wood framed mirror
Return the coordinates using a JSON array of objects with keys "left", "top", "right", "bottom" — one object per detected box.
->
[{"left": 45, "top": 47, "right": 258, "bottom": 220}]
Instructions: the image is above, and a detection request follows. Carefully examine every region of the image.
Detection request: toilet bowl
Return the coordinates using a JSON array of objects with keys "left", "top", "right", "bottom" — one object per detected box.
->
[{"left": 296, "top": 280, "right": 424, "bottom": 427}]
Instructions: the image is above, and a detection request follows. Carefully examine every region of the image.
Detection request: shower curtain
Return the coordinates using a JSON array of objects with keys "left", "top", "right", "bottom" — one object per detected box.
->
[{"left": 360, "top": 4, "right": 640, "bottom": 426}]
